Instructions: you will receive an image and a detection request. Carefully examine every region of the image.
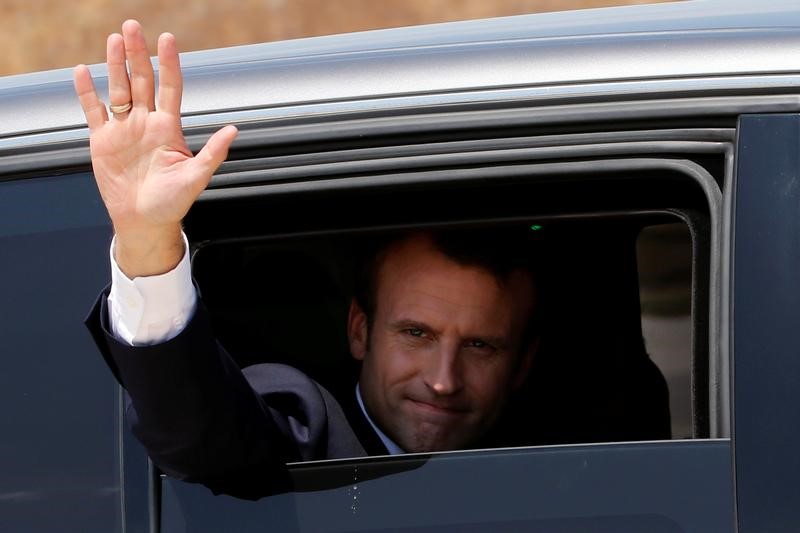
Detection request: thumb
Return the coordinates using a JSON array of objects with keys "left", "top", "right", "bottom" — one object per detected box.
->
[{"left": 189, "top": 124, "right": 238, "bottom": 189}]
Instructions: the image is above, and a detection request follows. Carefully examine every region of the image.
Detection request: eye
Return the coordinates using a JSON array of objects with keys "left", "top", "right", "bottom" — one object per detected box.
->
[
  {"left": 404, "top": 327, "right": 425, "bottom": 338},
  {"left": 466, "top": 339, "right": 495, "bottom": 351}
]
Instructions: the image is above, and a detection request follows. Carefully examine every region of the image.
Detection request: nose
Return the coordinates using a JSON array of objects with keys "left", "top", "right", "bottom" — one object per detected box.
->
[{"left": 423, "top": 342, "right": 463, "bottom": 396}]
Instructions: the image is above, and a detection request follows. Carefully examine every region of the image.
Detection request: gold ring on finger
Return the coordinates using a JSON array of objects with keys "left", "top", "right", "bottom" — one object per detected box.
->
[{"left": 109, "top": 102, "right": 132, "bottom": 115}]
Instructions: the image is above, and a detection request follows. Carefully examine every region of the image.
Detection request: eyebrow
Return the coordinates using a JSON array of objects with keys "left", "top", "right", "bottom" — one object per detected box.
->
[{"left": 390, "top": 319, "right": 434, "bottom": 333}]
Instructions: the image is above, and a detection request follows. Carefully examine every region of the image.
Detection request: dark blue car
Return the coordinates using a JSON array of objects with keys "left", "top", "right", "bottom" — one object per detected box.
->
[{"left": 1, "top": 0, "right": 798, "bottom": 530}]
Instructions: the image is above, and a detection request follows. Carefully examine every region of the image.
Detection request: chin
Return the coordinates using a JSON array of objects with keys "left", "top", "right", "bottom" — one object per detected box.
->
[
  {"left": 405, "top": 442, "right": 449, "bottom": 454},
  {"left": 405, "top": 431, "right": 469, "bottom": 453}
]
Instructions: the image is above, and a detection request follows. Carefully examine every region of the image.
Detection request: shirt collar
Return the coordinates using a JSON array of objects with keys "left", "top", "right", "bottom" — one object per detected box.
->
[{"left": 355, "top": 384, "right": 405, "bottom": 455}]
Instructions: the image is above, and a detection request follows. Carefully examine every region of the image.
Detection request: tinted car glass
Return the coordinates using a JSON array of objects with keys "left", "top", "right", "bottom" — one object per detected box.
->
[{"left": 638, "top": 223, "right": 693, "bottom": 439}]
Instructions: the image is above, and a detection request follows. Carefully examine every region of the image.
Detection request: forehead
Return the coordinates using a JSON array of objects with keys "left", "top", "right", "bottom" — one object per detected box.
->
[{"left": 373, "top": 235, "right": 533, "bottom": 325}]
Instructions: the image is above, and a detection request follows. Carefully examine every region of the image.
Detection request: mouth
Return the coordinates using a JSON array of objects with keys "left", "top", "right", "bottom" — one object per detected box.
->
[{"left": 407, "top": 398, "right": 469, "bottom": 418}]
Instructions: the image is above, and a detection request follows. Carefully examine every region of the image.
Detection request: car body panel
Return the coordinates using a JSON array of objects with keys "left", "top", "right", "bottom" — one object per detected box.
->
[
  {"left": 0, "top": 172, "right": 118, "bottom": 532},
  {"left": 163, "top": 440, "right": 733, "bottom": 532},
  {"left": 733, "top": 113, "right": 800, "bottom": 531}
]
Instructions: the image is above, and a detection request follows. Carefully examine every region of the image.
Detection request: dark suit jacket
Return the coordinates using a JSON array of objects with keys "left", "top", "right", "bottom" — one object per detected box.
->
[{"left": 86, "top": 289, "right": 389, "bottom": 500}]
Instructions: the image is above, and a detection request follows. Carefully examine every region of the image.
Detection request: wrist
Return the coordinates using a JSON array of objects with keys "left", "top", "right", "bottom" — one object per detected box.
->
[{"left": 113, "top": 224, "right": 185, "bottom": 278}]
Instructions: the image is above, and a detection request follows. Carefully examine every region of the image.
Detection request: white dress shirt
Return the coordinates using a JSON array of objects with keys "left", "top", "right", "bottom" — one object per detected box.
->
[{"left": 108, "top": 234, "right": 196, "bottom": 345}]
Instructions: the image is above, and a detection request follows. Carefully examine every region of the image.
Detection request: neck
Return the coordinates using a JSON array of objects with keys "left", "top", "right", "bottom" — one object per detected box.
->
[{"left": 355, "top": 384, "right": 405, "bottom": 455}]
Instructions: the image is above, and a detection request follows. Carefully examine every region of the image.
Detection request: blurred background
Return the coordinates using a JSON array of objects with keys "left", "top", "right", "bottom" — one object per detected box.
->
[{"left": 1, "top": 0, "right": 672, "bottom": 77}]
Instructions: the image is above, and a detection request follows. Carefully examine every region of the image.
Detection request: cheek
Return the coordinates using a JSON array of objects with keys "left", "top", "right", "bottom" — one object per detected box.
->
[
  {"left": 365, "top": 334, "right": 421, "bottom": 388},
  {"left": 464, "top": 361, "right": 516, "bottom": 406}
]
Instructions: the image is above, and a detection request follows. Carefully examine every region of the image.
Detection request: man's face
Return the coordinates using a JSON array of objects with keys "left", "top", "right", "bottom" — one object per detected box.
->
[{"left": 348, "top": 235, "right": 535, "bottom": 453}]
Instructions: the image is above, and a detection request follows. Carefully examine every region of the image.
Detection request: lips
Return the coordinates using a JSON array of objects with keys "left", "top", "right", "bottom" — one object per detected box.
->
[{"left": 407, "top": 398, "right": 469, "bottom": 418}]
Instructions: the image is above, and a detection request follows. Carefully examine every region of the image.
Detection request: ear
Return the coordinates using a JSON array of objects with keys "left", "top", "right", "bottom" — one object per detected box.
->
[
  {"left": 347, "top": 298, "right": 369, "bottom": 361},
  {"left": 513, "top": 336, "right": 539, "bottom": 390}
]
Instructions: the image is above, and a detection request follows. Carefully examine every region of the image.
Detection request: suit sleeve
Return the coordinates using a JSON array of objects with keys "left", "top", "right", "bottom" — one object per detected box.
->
[{"left": 85, "top": 287, "right": 355, "bottom": 499}]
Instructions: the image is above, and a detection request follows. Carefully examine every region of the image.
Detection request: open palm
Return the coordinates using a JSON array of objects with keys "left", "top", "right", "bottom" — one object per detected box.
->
[{"left": 74, "top": 20, "right": 236, "bottom": 275}]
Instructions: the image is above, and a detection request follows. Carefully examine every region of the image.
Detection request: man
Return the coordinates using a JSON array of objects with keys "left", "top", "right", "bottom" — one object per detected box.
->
[{"left": 77, "top": 20, "right": 538, "bottom": 499}]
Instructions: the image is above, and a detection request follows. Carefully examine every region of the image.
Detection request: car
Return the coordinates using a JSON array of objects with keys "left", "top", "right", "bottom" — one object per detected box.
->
[{"left": 2, "top": 0, "right": 800, "bottom": 531}]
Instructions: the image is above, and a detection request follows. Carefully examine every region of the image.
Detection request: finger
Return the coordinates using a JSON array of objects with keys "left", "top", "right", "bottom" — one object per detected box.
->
[
  {"left": 157, "top": 32, "right": 182, "bottom": 116},
  {"left": 73, "top": 64, "right": 109, "bottom": 131},
  {"left": 107, "top": 33, "right": 132, "bottom": 111},
  {"left": 188, "top": 125, "right": 238, "bottom": 191},
  {"left": 122, "top": 19, "right": 155, "bottom": 111}
]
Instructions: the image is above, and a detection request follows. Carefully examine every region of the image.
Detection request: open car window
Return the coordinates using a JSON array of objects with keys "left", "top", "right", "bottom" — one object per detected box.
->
[{"left": 192, "top": 213, "right": 696, "bottom": 448}]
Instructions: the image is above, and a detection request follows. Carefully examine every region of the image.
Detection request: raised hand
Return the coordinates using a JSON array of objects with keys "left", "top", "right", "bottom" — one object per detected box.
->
[{"left": 74, "top": 20, "right": 237, "bottom": 277}]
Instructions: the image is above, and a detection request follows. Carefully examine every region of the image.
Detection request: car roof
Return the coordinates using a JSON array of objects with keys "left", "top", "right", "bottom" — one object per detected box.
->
[{"left": 2, "top": 0, "right": 800, "bottom": 141}]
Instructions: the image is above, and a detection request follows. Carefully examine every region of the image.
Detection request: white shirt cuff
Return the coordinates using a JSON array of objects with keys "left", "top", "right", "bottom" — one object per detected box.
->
[{"left": 107, "top": 233, "right": 197, "bottom": 346}]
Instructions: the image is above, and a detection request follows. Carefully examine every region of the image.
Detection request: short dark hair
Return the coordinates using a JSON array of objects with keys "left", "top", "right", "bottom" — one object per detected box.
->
[{"left": 353, "top": 226, "right": 542, "bottom": 348}]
